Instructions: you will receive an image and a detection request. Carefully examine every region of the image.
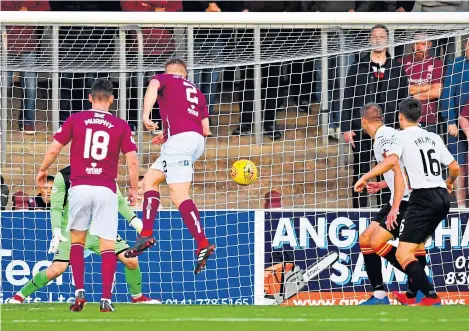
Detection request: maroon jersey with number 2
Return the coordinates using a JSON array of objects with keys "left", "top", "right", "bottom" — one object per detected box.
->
[
  {"left": 53, "top": 109, "right": 137, "bottom": 192},
  {"left": 154, "top": 73, "right": 209, "bottom": 138}
]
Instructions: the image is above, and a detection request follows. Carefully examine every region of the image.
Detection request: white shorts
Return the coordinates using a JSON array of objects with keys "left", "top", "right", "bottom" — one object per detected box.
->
[
  {"left": 151, "top": 132, "right": 205, "bottom": 184},
  {"left": 67, "top": 185, "right": 118, "bottom": 241}
]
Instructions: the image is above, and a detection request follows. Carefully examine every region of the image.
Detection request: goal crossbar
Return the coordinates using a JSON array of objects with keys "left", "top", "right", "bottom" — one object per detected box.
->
[{"left": 2, "top": 11, "right": 469, "bottom": 25}]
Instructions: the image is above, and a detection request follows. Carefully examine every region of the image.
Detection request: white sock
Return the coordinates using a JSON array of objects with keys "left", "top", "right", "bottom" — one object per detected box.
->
[
  {"left": 101, "top": 298, "right": 111, "bottom": 303},
  {"left": 131, "top": 293, "right": 142, "bottom": 299},
  {"left": 373, "top": 290, "right": 386, "bottom": 299},
  {"left": 75, "top": 289, "right": 84, "bottom": 296}
]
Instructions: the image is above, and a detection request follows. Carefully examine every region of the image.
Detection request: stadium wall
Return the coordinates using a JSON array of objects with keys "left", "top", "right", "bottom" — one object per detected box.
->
[{"left": 1, "top": 210, "right": 468, "bottom": 305}]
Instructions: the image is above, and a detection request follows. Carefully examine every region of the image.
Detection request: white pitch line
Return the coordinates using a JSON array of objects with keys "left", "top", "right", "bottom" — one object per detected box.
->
[
  {"left": 10, "top": 318, "right": 297, "bottom": 324},
  {"left": 6, "top": 318, "right": 469, "bottom": 324}
]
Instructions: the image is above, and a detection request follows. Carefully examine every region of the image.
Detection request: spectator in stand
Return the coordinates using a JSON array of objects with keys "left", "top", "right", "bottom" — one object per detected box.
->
[
  {"left": 50, "top": 1, "right": 120, "bottom": 124},
  {"left": 12, "top": 191, "right": 32, "bottom": 211},
  {"left": 233, "top": 1, "right": 298, "bottom": 140},
  {"left": 2, "top": 1, "right": 51, "bottom": 134},
  {"left": 441, "top": 39, "right": 469, "bottom": 208},
  {"left": 401, "top": 33, "right": 443, "bottom": 133},
  {"left": 299, "top": 2, "right": 357, "bottom": 139},
  {"left": 33, "top": 175, "right": 54, "bottom": 210},
  {"left": 414, "top": 1, "right": 462, "bottom": 64},
  {"left": 122, "top": 0, "right": 182, "bottom": 134},
  {"left": 356, "top": 2, "right": 415, "bottom": 60},
  {"left": 355, "top": 1, "right": 415, "bottom": 12},
  {"left": 1, "top": 176, "right": 9, "bottom": 210},
  {"left": 341, "top": 24, "right": 408, "bottom": 208}
]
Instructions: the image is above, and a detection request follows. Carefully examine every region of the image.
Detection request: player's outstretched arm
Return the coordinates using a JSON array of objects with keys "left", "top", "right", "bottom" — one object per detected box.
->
[
  {"left": 354, "top": 155, "right": 399, "bottom": 192},
  {"left": 446, "top": 161, "right": 461, "bottom": 193},
  {"left": 201, "top": 118, "right": 211, "bottom": 137},
  {"left": 125, "top": 151, "right": 139, "bottom": 206},
  {"left": 143, "top": 79, "right": 160, "bottom": 131},
  {"left": 37, "top": 140, "right": 64, "bottom": 186},
  {"left": 50, "top": 172, "right": 66, "bottom": 230},
  {"left": 116, "top": 184, "right": 142, "bottom": 233},
  {"left": 391, "top": 163, "right": 405, "bottom": 210},
  {"left": 48, "top": 171, "right": 68, "bottom": 254},
  {"left": 438, "top": 136, "right": 460, "bottom": 192},
  {"left": 386, "top": 163, "right": 405, "bottom": 230}
]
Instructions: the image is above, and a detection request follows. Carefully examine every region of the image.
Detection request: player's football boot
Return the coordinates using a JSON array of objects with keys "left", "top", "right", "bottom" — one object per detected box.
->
[
  {"left": 69, "top": 290, "right": 86, "bottom": 312},
  {"left": 359, "top": 295, "right": 390, "bottom": 305},
  {"left": 131, "top": 295, "right": 162, "bottom": 304},
  {"left": 5, "top": 294, "right": 24, "bottom": 304},
  {"left": 392, "top": 291, "right": 417, "bottom": 305},
  {"left": 124, "top": 236, "right": 157, "bottom": 258},
  {"left": 100, "top": 299, "right": 116, "bottom": 312},
  {"left": 194, "top": 244, "right": 216, "bottom": 274},
  {"left": 412, "top": 297, "right": 441, "bottom": 306}
]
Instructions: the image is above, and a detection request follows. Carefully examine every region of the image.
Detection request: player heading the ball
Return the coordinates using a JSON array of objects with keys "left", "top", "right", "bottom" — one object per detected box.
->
[
  {"left": 36, "top": 79, "right": 140, "bottom": 312},
  {"left": 125, "top": 58, "right": 215, "bottom": 274}
]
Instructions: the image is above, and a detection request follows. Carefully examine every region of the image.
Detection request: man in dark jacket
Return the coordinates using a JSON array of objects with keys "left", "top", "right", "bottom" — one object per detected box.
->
[
  {"left": 49, "top": 1, "right": 120, "bottom": 123},
  {"left": 1, "top": 176, "right": 8, "bottom": 210},
  {"left": 341, "top": 24, "right": 409, "bottom": 208},
  {"left": 233, "top": 1, "right": 298, "bottom": 140}
]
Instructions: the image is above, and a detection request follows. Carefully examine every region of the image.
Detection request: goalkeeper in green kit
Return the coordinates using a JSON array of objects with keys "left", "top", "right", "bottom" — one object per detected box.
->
[{"left": 6, "top": 166, "right": 160, "bottom": 304}]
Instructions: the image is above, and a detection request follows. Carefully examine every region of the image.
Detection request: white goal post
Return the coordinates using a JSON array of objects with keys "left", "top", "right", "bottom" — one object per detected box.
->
[{"left": 1, "top": 11, "right": 469, "bottom": 306}]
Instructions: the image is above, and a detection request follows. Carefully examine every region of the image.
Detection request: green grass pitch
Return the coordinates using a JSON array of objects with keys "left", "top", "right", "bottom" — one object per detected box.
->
[{"left": 2, "top": 304, "right": 469, "bottom": 331}]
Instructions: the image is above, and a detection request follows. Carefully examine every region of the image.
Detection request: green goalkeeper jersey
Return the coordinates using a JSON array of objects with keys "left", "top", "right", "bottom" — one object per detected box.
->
[{"left": 50, "top": 166, "right": 136, "bottom": 231}]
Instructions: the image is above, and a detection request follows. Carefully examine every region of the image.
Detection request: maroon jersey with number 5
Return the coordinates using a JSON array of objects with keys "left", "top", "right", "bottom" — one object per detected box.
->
[
  {"left": 153, "top": 73, "right": 208, "bottom": 138},
  {"left": 53, "top": 109, "right": 137, "bottom": 192}
]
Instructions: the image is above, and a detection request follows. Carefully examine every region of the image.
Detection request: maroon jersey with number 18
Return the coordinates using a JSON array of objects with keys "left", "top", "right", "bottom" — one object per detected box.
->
[
  {"left": 53, "top": 109, "right": 137, "bottom": 193},
  {"left": 154, "top": 73, "right": 209, "bottom": 138}
]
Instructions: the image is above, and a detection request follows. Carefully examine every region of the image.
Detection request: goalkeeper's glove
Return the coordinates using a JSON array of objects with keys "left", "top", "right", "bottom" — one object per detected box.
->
[
  {"left": 48, "top": 228, "right": 68, "bottom": 254},
  {"left": 129, "top": 216, "right": 143, "bottom": 234}
]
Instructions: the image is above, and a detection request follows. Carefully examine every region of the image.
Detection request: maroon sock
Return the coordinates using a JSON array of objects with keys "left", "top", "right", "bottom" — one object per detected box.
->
[
  {"left": 101, "top": 250, "right": 117, "bottom": 300},
  {"left": 179, "top": 199, "right": 208, "bottom": 249},
  {"left": 70, "top": 243, "right": 85, "bottom": 290},
  {"left": 141, "top": 191, "right": 160, "bottom": 237}
]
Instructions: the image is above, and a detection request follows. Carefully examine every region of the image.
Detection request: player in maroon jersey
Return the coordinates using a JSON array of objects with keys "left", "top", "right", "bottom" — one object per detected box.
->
[
  {"left": 36, "top": 79, "right": 139, "bottom": 312},
  {"left": 125, "top": 58, "right": 214, "bottom": 274}
]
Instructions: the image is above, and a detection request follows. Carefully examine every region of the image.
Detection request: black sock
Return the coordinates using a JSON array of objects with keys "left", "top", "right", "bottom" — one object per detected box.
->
[
  {"left": 363, "top": 252, "right": 384, "bottom": 291},
  {"left": 407, "top": 253, "right": 427, "bottom": 298},
  {"left": 377, "top": 244, "right": 405, "bottom": 273},
  {"left": 404, "top": 260, "right": 437, "bottom": 298}
]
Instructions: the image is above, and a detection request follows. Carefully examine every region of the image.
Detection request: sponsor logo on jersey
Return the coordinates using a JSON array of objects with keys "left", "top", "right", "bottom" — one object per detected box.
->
[
  {"left": 188, "top": 107, "right": 199, "bottom": 117},
  {"left": 94, "top": 112, "right": 105, "bottom": 119},
  {"left": 85, "top": 162, "right": 103, "bottom": 175},
  {"left": 178, "top": 160, "right": 190, "bottom": 167}
]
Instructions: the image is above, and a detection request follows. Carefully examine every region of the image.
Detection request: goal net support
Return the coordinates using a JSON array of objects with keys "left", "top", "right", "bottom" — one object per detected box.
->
[{"left": 1, "top": 11, "right": 468, "bottom": 305}]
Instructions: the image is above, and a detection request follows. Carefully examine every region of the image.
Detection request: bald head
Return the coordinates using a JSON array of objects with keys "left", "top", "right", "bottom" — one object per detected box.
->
[{"left": 361, "top": 103, "right": 383, "bottom": 123}]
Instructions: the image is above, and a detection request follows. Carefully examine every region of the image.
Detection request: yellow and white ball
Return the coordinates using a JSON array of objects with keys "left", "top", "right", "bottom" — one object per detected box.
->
[{"left": 231, "top": 159, "right": 258, "bottom": 186}]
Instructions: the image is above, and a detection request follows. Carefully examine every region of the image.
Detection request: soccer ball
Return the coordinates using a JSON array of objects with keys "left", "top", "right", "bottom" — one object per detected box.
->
[{"left": 231, "top": 159, "right": 258, "bottom": 186}]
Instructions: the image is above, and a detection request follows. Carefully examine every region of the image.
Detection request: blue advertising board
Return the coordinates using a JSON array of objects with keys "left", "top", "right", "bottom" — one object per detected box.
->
[
  {"left": 262, "top": 210, "right": 469, "bottom": 305},
  {"left": 0, "top": 211, "right": 254, "bottom": 304}
]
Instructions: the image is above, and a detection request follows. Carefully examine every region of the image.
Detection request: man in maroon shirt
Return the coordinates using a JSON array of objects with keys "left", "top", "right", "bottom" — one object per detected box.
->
[
  {"left": 125, "top": 58, "right": 214, "bottom": 274},
  {"left": 36, "top": 79, "right": 139, "bottom": 312},
  {"left": 401, "top": 33, "right": 443, "bottom": 134}
]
